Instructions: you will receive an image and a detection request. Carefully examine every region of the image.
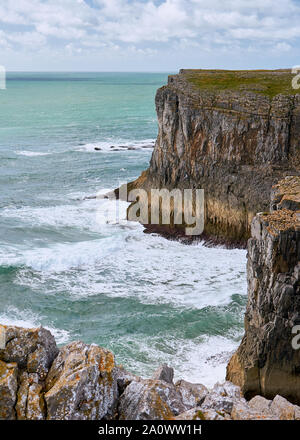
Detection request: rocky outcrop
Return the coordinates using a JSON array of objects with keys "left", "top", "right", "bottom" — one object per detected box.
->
[
  {"left": 227, "top": 176, "right": 300, "bottom": 403},
  {"left": 128, "top": 70, "right": 300, "bottom": 245},
  {"left": 1, "top": 323, "right": 300, "bottom": 420},
  {"left": 0, "top": 325, "right": 122, "bottom": 420}
]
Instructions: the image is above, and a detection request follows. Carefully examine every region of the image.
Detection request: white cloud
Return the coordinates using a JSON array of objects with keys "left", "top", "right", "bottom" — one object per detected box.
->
[{"left": 0, "top": 0, "right": 299, "bottom": 64}]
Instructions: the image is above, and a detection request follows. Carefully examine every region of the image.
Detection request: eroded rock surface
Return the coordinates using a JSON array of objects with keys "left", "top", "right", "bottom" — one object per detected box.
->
[
  {"left": 45, "top": 341, "right": 118, "bottom": 420},
  {"left": 227, "top": 176, "right": 300, "bottom": 403}
]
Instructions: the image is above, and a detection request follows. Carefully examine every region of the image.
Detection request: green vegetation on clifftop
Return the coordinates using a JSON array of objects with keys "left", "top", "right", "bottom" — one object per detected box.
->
[{"left": 179, "top": 69, "right": 299, "bottom": 99}]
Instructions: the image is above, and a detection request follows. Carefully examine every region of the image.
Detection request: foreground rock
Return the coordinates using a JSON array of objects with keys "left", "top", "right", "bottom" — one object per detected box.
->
[
  {"left": 44, "top": 341, "right": 118, "bottom": 420},
  {"left": 1, "top": 324, "right": 300, "bottom": 420},
  {"left": 227, "top": 176, "right": 300, "bottom": 403}
]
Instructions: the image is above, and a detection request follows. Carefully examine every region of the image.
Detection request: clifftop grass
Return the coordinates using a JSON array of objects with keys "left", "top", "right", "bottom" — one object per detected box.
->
[{"left": 180, "top": 69, "right": 299, "bottom": 99}]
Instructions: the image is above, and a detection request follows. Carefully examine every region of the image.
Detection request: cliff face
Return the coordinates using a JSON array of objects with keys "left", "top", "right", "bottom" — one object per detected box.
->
[
  {"left": 132, "top": 70, "right": 300, "bottom": 244},
  {"left": 227, "top": 176, "right": 300, "bottom": 403}
]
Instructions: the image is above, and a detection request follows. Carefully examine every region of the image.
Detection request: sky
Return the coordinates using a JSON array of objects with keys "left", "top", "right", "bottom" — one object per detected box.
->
[{"left": 0, "top": 0, "right": 300, "bottom": 71}]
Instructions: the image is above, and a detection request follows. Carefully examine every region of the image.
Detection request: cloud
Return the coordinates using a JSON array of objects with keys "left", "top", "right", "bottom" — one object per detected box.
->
[{"left": 0, "top": 0, "right": 299, "bottom": 65}]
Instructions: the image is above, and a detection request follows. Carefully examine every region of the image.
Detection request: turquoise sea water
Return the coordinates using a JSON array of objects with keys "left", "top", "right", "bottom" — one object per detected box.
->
[{"left": 0, "top": 73, "right": 247, "bottom": 385}]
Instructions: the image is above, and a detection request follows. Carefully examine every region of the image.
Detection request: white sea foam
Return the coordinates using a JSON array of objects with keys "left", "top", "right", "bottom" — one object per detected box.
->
[
  {"left": 4, "top": 230, "right": 246, "bottom": 311},
  {"left": 15, "top": 150, "right": 51, "bottom": 157},
  {"left": 0, "top": 307, "right": 70, "bottom": 345},
  {"left": 113, "top": 333, "right": 241, "bottom": 387},
  {"left": 75, "top": 138, "right": 155, "bottom": 153},
  {"left": 1, "top": 189, "right": 247, "bottom": 387},
  {"left": 1, "top": 195, "right": 131, "bottom": 232}
]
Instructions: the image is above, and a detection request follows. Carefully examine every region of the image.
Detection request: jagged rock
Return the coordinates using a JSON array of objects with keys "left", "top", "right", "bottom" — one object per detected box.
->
[
  {"left": 201, "top": 392, "right": 235, "bottom": 415},
  {"left": 118, "top": 379, "right": 187, "bottom": 420},
  {"left": 212, "top": 381, "right": 243, "bottom": 399},
  {"left": 152, "top": 364, "right": 174, "bottom": 384},
  {"left": 175, "top": 380, "right": 208, "bottom": 409},
  {"left": 16, "top": 372, "right": 45, "bottom": 420},
  {"left": 227, "top": 178, "right": 300, "bottom": 402},
  {"left": 45, "top": 341, "right": 118, "bottom": 420},
  {"left": 0, "top": 360, "right": 18, "bottom": 420},
  {"left": 2, "top": 324, "right": 300, "bottom": 421},
  {"left": 0, "top": 325, "right": 58, "bottom": 380}
]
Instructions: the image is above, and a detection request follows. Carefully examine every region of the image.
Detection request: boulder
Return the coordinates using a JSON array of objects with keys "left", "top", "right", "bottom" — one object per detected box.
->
[
  {"left": 175, "top": 380, "right": 208, "bottom": 409},
  {"left": 114, "top": 366, "right": 140, "bottom": 394},
  {"left": 248, "top": 395, "right": 272, "bottom": 415},
  {"left": 118, "top": 379, "right": 186, "bottom": 420},
  {"left": 45, "top": 341, "right": 118, "bottom": 420},
  {"left": 0, "top": 325, "right": 58, "bottom": 380},
  {"left": 270, "top": 395, "right": 299, "bottom": 420},
  {"left": 201, "top": 381, "right": 245, "bottom": 415},
  {"left": 152, "top": 364, "right": 174, "bottom": 384}
]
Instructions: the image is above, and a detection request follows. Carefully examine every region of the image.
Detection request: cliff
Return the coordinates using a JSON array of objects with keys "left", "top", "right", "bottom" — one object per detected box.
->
[
  {"left": 129, "top": 69, "right": 300, "bottom": 245},
  {"left": 1, "top": 323, "right": 300, "bottom": 420},
  {"left": 227, "top": 176, "right": 300, "bottom": 403}
]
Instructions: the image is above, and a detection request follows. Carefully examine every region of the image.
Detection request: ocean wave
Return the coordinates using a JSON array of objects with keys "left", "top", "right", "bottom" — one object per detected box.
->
[
  {"left": 112, "top": 333, "right": 240, "bottom": 387},
  {"left": 75, "top": 139, "right": 155, "bottom": 153},
  {"left": 15, "top": 150, "right": 52, "bottom": 157},
  {"left": 6, "top": 233, "right": 246, "bottom": 309},
  {"left": 1, "top": 196, "right": 131, "bottom": 233}
]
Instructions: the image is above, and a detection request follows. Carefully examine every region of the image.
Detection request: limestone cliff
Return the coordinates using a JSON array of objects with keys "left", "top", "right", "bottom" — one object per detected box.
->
[
  {"left": 130, "top": 69, "right": 300, "bottom": 245},
  {"left": 227, "top": 176, "right": 300, "bottom": 403}
]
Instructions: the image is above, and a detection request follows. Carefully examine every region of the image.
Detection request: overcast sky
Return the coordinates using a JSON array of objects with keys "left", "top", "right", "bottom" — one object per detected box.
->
[{"left": 1, "top": 0, "right": 300, "bottom": 71}]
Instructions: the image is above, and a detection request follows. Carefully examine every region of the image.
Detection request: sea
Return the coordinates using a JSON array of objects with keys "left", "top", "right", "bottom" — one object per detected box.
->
[{"left": 0, "top": 72, "right": 247, "bottom": 386}]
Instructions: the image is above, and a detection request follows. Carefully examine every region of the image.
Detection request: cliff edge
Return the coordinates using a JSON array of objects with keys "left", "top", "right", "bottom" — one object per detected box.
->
[{"left": 130, "top": 69, "right": 300, "bottom": 245}]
